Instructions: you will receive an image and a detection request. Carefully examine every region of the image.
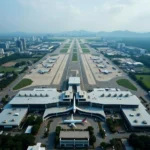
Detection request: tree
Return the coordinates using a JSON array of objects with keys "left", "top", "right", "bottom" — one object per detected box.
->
[
  {"left": 31, "top": 124, "right": 40, "bottom": 135},
  {"left": 90, "top": 135, "right": 96, "bottom": 145},
  {"left": 5, "top": 94, "right": 9, "bottom": 99},
  {"left": 100, "top": 142, "right": 107, "bottom": 149}
]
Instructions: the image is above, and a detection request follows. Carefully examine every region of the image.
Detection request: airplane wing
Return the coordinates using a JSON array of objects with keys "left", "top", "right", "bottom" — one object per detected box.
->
[{"left": 70, "top": 123, "right": 76, "bottom": 128}]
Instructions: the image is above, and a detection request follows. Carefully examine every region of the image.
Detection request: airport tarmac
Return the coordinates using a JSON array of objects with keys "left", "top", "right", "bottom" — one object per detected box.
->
[
  {"left": 24, "top": 54, "right": 65, "bottom": 87},
  {"left": 85, "top": 54, "right": 123, "bottom": 81},
  {"left": 81, "top": 54, "right": 96, "bottom": 85},
  {"left": 53, "top": 54, "right": 69, "bottom": 85}
]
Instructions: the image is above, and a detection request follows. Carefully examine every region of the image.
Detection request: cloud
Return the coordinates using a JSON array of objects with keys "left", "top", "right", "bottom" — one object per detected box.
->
[{"left": 1, "top": 0, "right": 150, "bottom": 32}]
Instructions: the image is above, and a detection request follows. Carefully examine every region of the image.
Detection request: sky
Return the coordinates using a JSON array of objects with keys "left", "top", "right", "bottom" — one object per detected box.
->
[{"left": 0, "top": 0, "right": 150, "bottom": 33}]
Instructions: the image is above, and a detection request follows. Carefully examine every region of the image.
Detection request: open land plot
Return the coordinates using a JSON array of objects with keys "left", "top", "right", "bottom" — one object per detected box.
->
[
  {"left": 24, "top": 54, "right": 65, "bottom": 86},
  {"left": 73, "top": 49, "right": 77, "bottom": 52},
  {"left": 15, "top": 58, "right": 38, "bottom": 62},
  {"left": 63, "top": 45, "right": 70, "bottom": 49},
  {"left": 60, "top": 48, "right": 68, "bottom": 53},
  {"left": 80, "top": 44, "right": 87, "bottom": 48},
  {"left": 117, "top": 79, "right": 137, "bottom": 91},
  {"left": 82, "top": 48, "right": 90, "bottom": 53},
  {"left": 2, "top": 61, "right": 16, "bottom": 67},
  {"left": 135, "top": 75, "right": 150, "bottom": 89},
  {"left": 85, "top": 54, "right": 123, "bottom": 81},
  {"left": 53, "top": 54, "right": 69, "bottom": 85},
  {"left": 13, "top": 78, "right": 33, "bottom": 90},
  {"left": 72, "top": 53, "right": 78, "bottom": 61},
  {"left": 0, "top": 66, "right": 22, "bottom": 73},
  {"left": 81, "top": 54, "right": 96, "bottom": 85}
]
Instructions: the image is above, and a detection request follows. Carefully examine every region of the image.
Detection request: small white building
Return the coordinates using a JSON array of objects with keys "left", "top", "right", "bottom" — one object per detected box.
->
[{"left": 27, "top": 143, "right": 45, "bottom": 150}]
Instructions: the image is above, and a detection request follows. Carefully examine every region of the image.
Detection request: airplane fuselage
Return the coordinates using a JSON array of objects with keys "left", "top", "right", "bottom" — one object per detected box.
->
[{"left": 63, "top": 120, "right": 82, "bottom": 124}]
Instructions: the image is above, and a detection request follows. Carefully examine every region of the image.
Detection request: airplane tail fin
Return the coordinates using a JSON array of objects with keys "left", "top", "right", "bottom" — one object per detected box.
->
[{"left": 82, "top": 118, "right": 87, "bottom": 123}]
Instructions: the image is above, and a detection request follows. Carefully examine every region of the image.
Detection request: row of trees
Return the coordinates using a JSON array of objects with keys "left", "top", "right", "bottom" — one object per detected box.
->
[
  {"left": 128, "top": 134, "right": 150, "bottom": 150},
  {"left": 106, "top": 118, "right": 116, "bottom": 133},
  {"left": 98, "top": 122, "right": 105, "bottom": 138},
  {"left": 87, "top": 126, "right": 96, "bottom": 145},
  {"left": 43, "top": 120, "right": 53, "bottom": 138},
  {"left": 0, "top": 72, "right": 18, "bottom": 89},
  {"left": 1, "top": 94, "right": 9, "bottom": 105},
  {"left": 0, "top": 53, "right": 33, "bottom": 65},
  {"left": 100, "top": 138, "right": 123, "bottom": 150},
  {"left": 0, "top": 134, "right": 35, "bottom": 150},
  {"left": 132, "top": 55, "right": 150, "bottom": 68}
]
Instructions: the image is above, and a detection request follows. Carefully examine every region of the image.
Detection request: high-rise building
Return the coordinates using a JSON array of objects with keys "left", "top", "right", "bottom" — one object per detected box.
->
[
  {"left": 16, "top": 40, "right": 23, "bottom": 51},
  {"left": 20, "top": 38, "right": 26, "bottom": 50},
  {"left": 32, "top": 36, "right": 35, "bottom": 41},
  {"left": 0, "top": 43, "right": 9, "bottom": 50},
  {"left": 13, "top": 37, "right": 17, "bottom": 42}
]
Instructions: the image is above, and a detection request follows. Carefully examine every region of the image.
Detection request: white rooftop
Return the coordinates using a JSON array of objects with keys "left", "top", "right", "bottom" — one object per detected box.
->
[
  {"left": 27, "top": 143, "right": 45, "bottom": 150},
  {"left": 122, "top": 103, "right": 150, "bottom": 127},
  {"left": 43, "top": 106, "right": 70, "bottom": 119},
  {"left": 9, "top": 88, "right": 62, "bottom": 105},
  {"left": 0, "top": 108, "right": 28, "bottom": 127},
  {"left": 87, "top": 90, "right": 140, "bottom": 106},
  {"left": 69, "top": 77, "right": 80, "bottom": 85},
  {"left": 25, "top": 126, "right": 33, "bottom": 134}
]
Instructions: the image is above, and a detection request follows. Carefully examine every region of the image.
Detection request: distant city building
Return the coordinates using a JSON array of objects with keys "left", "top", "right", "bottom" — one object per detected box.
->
[
  {"left": 16, "top": 40, "right": 23, "bottom": 51},
  {"left": 117, "top": 43, "right": 126, "bottom": 50},
  {"left": 20, "top": 38, "right": 26, "bottom": 50},
  {"left": 124, "top": 46, "right": 147, "bottom": 55},
  {"left": 0, "top": 43, "right": 9, "bottom": 50},
  {"left": 37, "top": 38, "right": 41, "bottom": 42},
  {"left": 32, "top": 36, "right": 35, "bottom": 41},
  {"left": 12, "top": 37, "right": 17, "bottom": 42},
  {"left": 0, "top": 48, "right": 4, "bottom": 55}
]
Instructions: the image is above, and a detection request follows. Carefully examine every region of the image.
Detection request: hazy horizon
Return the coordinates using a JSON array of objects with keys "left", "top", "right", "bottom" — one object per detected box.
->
[{"left": 1, "top": 0, "right": 150, "bottom": 33}]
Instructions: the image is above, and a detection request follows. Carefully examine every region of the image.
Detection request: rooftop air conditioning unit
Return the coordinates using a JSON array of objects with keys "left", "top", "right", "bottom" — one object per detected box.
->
[{"left": 142, "top": 120, "right": 147, "bottom": 124}]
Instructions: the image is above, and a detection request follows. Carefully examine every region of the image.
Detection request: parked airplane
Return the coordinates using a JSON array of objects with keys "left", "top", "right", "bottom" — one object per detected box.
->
[{"left": 63, "top": 114, "right": 87, "bottom": 128}]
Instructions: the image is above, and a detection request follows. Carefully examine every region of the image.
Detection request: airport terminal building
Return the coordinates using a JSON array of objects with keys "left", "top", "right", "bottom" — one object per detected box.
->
[{"left": 0, "top": 77, "right": 150, "bottom": 131}]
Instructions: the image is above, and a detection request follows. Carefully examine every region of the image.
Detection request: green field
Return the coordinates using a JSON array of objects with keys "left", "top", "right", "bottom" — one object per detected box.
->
[
  {"left": 0, "top": 66, "right": 22, "bottom": 73},
  {"left": 72, "top": 53, "right": 78, "bottom": 61},
  {"left": 82, "top": 48, "right": 90, "bottom": 53},
  {"left": 80, "top": 44, "right": 87, "bottom": 48},
  {"left": 13, "top": 78, "right": 33, "bottom": 90},
  {"left": 73, "top": 49, "right": 77, "bottom": 52},
  {"left": 60, "top": 48, "right": 68, "bottom": 53},
  {"left": 15, "top": 58, "right": 38, "bottom": 62},
  {"left": 63, "top": 45, "right": 70, "bottom": 49},
  {"left": 135, "top": 75, "right": 150, "bottom": 89},
  {"left": 116, "top": 79, "right": 137, "bottom": 91}
]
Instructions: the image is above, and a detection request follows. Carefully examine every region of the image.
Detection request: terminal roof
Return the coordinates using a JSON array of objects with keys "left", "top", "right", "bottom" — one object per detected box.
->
[
  {"left": 87, "top": 90, "right": 140, "bottom": 106},
  {"left": 59, "top": 131, "right": 89, "bottom": 138},
  {"left": 0, "top": 108, "right": 28, "bottom": 126},
  {"left": 9, "top": 88, "right": 62, "bottom": 105},
  {"left": 69, "top": 77, "right": 80, "bottom": 85}
]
